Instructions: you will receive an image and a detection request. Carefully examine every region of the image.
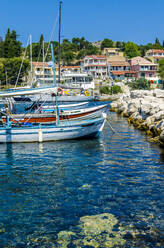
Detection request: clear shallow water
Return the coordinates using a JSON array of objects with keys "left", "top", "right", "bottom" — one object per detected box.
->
[{"left": 0, "top": 110, "right": 164, "bottom": 247}]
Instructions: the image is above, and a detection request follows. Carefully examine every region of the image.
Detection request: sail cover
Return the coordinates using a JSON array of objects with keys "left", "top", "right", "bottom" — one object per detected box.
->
[{"left": 0, "top": 86, "right": 58, "bottom": 98}]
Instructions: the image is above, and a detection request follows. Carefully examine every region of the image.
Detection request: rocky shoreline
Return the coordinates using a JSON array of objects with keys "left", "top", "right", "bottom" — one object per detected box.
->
[{"left": 110, "top": 89, "right": 164, "bottom": 147}]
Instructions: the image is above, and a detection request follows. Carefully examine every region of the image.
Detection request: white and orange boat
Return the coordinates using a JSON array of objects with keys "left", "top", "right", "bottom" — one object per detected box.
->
[{"left": 1, "top": 104, "right": 107, "bottom": 124}]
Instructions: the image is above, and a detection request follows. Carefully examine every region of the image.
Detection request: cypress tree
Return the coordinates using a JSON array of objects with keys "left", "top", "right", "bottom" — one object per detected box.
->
[
  {"left": 39, "top": 34, "right": 44, "bottom": 60},
  {"left": 3, "top": 28, "right": 11, "bottom": 58},
  {"left": 3, "top": 29, "right": 21, "bottom": 58},
  {"left": 154, "top": 38, "right": 161, "bottom": 49}
]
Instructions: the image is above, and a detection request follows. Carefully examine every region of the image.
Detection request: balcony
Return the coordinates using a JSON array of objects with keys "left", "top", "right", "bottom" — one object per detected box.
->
[{"left": 140, "top": 66, "right": 157, "bottom": 71}]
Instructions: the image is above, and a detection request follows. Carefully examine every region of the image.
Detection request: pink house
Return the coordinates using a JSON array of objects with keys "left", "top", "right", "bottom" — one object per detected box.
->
[{"left": 129, "top": 56, "right": 158, "bottom": 81}]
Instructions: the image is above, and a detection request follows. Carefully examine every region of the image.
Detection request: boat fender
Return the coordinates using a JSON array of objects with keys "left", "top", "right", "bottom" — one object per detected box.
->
[
  {"left": 84, "top": 90, "right": 90, "bottom": 96},
  {"left": 64, "top": 89, "right": 69, "bottom": 95},
  {"left": 38, "top": 128, "right": 43, "bottom": 142},
  {"left": 57, "top": 87, "right": 63, "bottom": 95}
]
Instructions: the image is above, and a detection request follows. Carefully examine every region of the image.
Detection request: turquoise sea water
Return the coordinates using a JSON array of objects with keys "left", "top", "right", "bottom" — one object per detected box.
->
[{"left": 0, "top": 109, "right": 163, "bottom": 247}]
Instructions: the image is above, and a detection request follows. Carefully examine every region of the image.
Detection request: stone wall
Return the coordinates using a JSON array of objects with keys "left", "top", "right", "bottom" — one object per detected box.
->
[{"left": 110, "top": 89, "right": 164, "bottom": 146}]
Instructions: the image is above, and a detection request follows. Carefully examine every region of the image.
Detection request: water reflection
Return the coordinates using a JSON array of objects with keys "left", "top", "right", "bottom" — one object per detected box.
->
[
  {"left": 38, "top": 143, "right": 43, "bottom": 153},
  {"left": 5, "top": 143, "right": 14, "bottom": 166}
]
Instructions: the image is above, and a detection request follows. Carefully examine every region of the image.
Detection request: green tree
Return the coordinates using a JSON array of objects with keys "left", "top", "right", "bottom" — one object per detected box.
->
[
  {"left": 3, "top": 29, "right": 22, "bottom": 58},
  {"left": 61, "top": 50, "right": 75, "bottom": 65},
  {"left": 155, "top": 37, "right": 161, "bottom": 48},
  {"left": 0, "top": 42, "right": 4, "bottom": 57},
  {"left": 3, "top": 28, "right": 11, "bottom": 58},
  {"left": 76, "top": 49, "right": 87, "bottom": 60},
  {"left": 158, "top": 59, "right": 164, "bottom": 81},
  {"left": 124, "top": 42, "right": 141, "bottom": 58},
  {"left": 0, "top": 60, "right": 5, "bottom": 86},
  {"left": 39, "top": 34, "right": 44, "bottom": 61},
  {"left": 101, "top": 38, "right": 114, "bottom": 50},
  {"left": 0, "top": 57, "right": 29, "bottom": 86}
]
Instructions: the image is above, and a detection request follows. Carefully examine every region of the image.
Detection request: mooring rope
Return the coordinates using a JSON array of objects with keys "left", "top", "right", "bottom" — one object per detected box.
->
[{"left": 106, "top": 117, "right": 123, "bottom": 138}]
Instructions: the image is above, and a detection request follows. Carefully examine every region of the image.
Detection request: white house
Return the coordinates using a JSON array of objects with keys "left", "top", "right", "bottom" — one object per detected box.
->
[{"left": 82, "top": 55, "right": 108, "bottom": 79}]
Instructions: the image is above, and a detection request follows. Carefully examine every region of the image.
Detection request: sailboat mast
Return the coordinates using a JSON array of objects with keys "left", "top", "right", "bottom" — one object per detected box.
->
[
  {"left": 43, "top": 40, "right": 45, "bottom": 85},
  {"left": 30, "top": 34, "right": 33, "bottom": 84},
  {"left": 50, "top": 43, "right": 59, "bottom": 126},
  {"left": 58, "top": 1, "right": 62, "bottom": 84}
]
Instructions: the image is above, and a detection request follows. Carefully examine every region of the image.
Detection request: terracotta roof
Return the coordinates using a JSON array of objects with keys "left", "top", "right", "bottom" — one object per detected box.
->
[
  {"left": 32, "top": 62, "right": 49, "bottom": 67},
  {"left": 111, "top": 71, "right": 125, "bottom": 75},
  {"left": 85, "top": 55, "right": 106, "bottom": 59},
  {"left": 130, "top": 56, "right": 156, "bottom": 66},
  {"left": 111, "top": 71, "right": 136, "bottom": 75},
  {"left": 32, "top": 62, "right": 58, "bottom": 67},
  {"left": 109, "top": 61, "right": 130, "bottom": 66},
  {"left": 62, "top": 66, "right": 80, "bottom": 69},
  {"left": 147, "top": 49, "right": 164, "bottom": 53}
]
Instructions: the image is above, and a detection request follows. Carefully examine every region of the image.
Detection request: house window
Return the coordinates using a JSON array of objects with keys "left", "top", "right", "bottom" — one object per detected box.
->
[
  {"left": 149, "top": 74, "right": 152, "bottom": 77},
  {"left": 141, "top": 73, "right": 145, "bottom": 77}
]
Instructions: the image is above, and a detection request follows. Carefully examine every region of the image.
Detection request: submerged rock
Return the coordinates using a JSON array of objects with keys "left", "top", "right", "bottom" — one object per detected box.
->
[
  {"left": 79, "top": 184, "right": 92, "bottom": 190},
  {"left": 56, "top": 213, "right": 126, "bottom": 247},
  {"left": 78, "top": 213, "right": 118, "bottom": 235}
]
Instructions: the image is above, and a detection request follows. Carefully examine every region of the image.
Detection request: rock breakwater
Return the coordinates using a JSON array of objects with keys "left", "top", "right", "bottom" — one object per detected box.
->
[{"left": 110, "top": 89, "right": 164, "bottom": 146}]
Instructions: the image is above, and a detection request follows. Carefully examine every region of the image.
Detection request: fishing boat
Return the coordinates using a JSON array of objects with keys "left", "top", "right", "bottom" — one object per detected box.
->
[
  {"left": 1, "top": 104, "right": 107, "bottom": 124},
  {"left": 0, "top": 116, "right": 106, "bottom": 143}
]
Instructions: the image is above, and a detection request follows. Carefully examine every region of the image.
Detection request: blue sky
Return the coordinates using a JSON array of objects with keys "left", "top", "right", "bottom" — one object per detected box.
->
[{"left": 0, "top": 0, "right": 163, "bottom": 46}]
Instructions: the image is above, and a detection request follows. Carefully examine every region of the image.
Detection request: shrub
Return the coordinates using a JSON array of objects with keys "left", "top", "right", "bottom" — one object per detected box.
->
[
  {"left": 110, "top": 85, "right": 123, "bottom": 94},
  {"left": 128, "top": 78, "right": 151, "bottom": 90},
  {"left": 100, "top": 86, "right": 110, "bottom": 94},
  {"left": 100, "top": 85, "right": 123, "bottom": 95}
]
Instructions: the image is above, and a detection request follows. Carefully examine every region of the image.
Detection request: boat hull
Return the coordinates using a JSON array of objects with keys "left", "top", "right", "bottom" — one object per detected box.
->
[
  {"left": 30, "top": 94, "right": 94, "bottom": 102},
  {"left": 0, "top": 118, "right": 105, "bottom": 143}
]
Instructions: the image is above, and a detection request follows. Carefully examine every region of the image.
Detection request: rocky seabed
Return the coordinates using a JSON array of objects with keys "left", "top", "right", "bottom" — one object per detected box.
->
[{"left": 110, "top": 89, "right": 164, "bottom": 146}]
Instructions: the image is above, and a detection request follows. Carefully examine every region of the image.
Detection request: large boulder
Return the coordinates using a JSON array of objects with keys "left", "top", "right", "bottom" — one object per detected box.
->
[
  {"left": 153, "top": 111, "right": 164, "bottom": 121},
  {"left": 153, "top": 89, "right": 164, "bottom": 98}
]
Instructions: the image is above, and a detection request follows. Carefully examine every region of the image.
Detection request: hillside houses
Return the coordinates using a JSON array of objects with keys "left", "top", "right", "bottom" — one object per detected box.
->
[
  {"left": 108, "top": 61, "right": 136, "bottom": 80},
  {"left": 31, "top": 48, "right": 162, "bottom": 89},
  {"left": 82, "top": 52, "right": 160, "bottom": 83},
  {"left": 130, "top": 56, "right": 158, "bottom": 81},
  {"left": 145, "top": 49, "right": 164, "bottom": 63},
  {"left": 82, "top": 55, "right": 108, "bottom": 79}
]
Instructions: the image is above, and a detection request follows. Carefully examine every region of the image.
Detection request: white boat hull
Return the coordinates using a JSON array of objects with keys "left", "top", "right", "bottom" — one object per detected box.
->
[
  {"left": 0, "top": 118, "right": 105, "bottom": 143},
  {"left": 30, "top": 94, "right": 94, "bottom": 102}
]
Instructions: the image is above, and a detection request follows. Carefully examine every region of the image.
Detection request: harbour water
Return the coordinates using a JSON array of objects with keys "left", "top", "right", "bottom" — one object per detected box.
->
[{"left": 0, "top": 108, "right": 164, "bottom": 247}]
